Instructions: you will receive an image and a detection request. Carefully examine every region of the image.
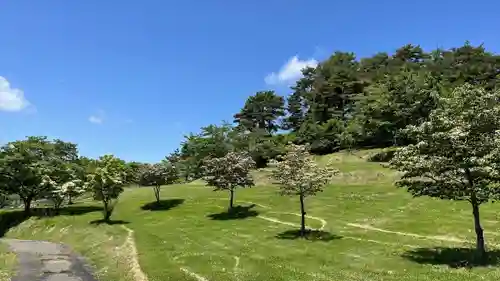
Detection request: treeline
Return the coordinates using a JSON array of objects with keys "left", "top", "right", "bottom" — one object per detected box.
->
[
  {"left": 168, "top": 42, "right": 500, "bottom": 180},
  {"left": 0, "top": 137, "right": 179, "bottom": 221}
]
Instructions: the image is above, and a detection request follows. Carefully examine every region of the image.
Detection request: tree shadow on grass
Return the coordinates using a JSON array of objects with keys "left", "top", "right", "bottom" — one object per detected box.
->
[
  {"left": 57, "top": 206, "right": 103, "bottom": 216},
  {"left": 140, "top": 199, "right": 184, "bottom": 211},
  {"left": 0, "top": 205, "right": 104, "bottom": 237},
  {"left": 276, "top": 229, "right": 343, "bottom": 242},
  {"left": 402, "top": 247, "right": 500, "bottom": 268},
  {"left": 207, "top": 204, "right": 259, "bottom": 220},
  {"left": 89, "top": 219, "right": 130, "bottom": 225}
]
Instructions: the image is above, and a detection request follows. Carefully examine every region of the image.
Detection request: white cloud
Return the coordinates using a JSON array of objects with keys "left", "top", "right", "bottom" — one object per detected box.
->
[
  {"left": 0, "top": 76, "right": 31, "bottom": 112},
  {"left": 89, "top": 110, "right": 105, "bottom": 124},
  {"left": 89, "top": 115, "right": 103, "bottom": 124},
  {"left": 265, "top": 56, "right": 318, "bottom": 85}
]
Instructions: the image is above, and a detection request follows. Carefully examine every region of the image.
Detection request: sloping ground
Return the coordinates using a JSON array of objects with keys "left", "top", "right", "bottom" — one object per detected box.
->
[
  {"left": 2, "top": 149, "right": 500, "bottom": 281},
  {"left": 0, "top": 206, "right": 135, "bottom": 281},
  {"left": 0, "top": 242, "right": 16, "bottom": 281}
]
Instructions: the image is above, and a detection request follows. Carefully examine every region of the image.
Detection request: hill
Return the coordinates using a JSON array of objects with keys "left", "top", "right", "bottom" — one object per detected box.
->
[{"left": 2, "top": 149, "right": 500, "bottom": 281}]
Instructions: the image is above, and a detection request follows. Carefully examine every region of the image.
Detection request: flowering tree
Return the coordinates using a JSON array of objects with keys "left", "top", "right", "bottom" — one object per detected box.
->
[
  {"left": 203, "top": 152, "right": 255, "bottom": 210},
  {"left": 85, "top": 155, "right": 127, "bottom": 222},
  {"left": 139, "top": 162, "right": 178, "bottom": 203},
  {"left": 271, "top": 144, "right": 338, "bottom": 236},
  {"left": 391, "top": 84, "right": 500, "bottom": 259},
  {"left": 42, "top": 175, "right": 82, "bottom": 211},
  {"left": 41, "top": 161, "right": 85, "bottom": 211}
]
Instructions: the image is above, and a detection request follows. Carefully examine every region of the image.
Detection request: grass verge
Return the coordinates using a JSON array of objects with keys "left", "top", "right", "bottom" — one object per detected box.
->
[{"left": 0, "top": 241, "right": 16, "bottom": 281}]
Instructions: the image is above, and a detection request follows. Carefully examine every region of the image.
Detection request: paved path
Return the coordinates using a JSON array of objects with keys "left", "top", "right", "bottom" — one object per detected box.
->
[{"left": 3, "top": 239, "right": 98, "bottom": 281}]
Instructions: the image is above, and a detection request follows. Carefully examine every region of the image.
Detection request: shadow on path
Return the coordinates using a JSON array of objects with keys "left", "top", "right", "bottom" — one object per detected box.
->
[
  {"left": 276, "top": 229, "right": 343, "bottom": 242},
  {"left": 140, "top": 199, "right": 184, "bottom": 211},
  {"left": 207, "top": 204, "right": 259, "bottom": 220},
  {"left": 402, "top": 247, "right": 500, "bottom": 268}
]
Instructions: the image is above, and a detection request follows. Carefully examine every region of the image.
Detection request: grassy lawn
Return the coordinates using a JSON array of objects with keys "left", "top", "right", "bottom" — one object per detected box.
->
[{"left": 3, "top": 149, "right": 500, "bottom": 280}]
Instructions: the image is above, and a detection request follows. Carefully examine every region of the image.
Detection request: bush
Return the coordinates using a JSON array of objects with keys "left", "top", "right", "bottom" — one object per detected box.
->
[{"left": 368, "top": 149, "right": 397, "bottom": 162}]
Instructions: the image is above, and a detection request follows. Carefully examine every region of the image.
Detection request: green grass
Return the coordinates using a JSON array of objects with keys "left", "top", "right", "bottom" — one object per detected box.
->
[
  {"left": 3, "top": 149, "right": 500, "bottom": 280},
  {"left": 0, "top": 241, "right": 16, "bottom": 281}
]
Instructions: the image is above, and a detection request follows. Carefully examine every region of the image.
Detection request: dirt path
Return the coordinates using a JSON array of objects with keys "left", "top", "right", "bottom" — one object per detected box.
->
[
  {"left": 120, "top": 226, "right": 148, "bottom": 281},
  {"left": 3, "top": 239, "right": 98, "bottom": 281}
]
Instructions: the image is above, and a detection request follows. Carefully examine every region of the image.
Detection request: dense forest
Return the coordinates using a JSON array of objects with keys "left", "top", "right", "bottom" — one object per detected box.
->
[{"left": 169, "top": 42, "right": 500, "bottom": 180}]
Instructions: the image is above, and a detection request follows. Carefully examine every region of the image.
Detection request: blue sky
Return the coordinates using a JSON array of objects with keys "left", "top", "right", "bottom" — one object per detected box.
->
[{"left": 1, "top": 0, "right": 499, "bottom": 162}]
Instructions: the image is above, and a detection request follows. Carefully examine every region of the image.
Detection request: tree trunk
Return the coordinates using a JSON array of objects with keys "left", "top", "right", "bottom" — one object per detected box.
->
[
  {"left": 471, "top": 196, "right": 486, "bottom": 259},
  {"left": 53, "top": 200, "right": 62, "bottom": 215},
  {"left": 300, "top": 194, "right": 306, "bottom": 236},
  {"left": 103, "top": 200, "right": 111, "bottom": 222},
  {"left": 104, "top": 209, "right": 112, "bottom": 222},
  {"left": 229, "top": 187, "right": 234, "bottom": 211},
  {"left": 154, "top": 185, "right": 161, "bottom": 203},
  {"left": 68, "top": 195, "right": 74, "bottom": 205},
  {"left": 23, "top": 197, "right": 32, "bottom": 216}
]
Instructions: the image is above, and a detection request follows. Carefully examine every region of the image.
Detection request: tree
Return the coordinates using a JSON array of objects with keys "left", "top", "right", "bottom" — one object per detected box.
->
[
  {"left": 139, "top": 162, "right": 178, "bottom": 203},
  {"left": 84, "top": 155, "right": 127, "bottom": 222},
  {"left": 0, "top": 136, "right": 78, "bottom": 215},
  {"left": 40, "top": 160, "right": 83, "bottom": 211},
  {"left": 178, "top": 123, "right": 234, "bottom": 180},
  {"left": 282, "top": 67, "right": 316, "bottom": 131},
  {"left": 353, "top": 70, "right": 440, "bottom": 146},
  {"left": 62, "top": 179, "right": 85, "bottom": 205},
  {"left": 390, "top": 84, "right": 500, "bottom": 260},
  {"left": 202, "top": 152, "right": 255, "bottom": 210},
  {"left": 271, "top": 144, "right": 338, "bottom": 236},
  {"left": 230, "top": 128, "right": 287, "bottom": 168},
  {"left": 234, "top": 91, "right": 285, "bottom": 134},
  {"left": 42, "top": 177, "right": 83, "bottom": 212},
  {"left": 124, "top": 161, "right": 143, "bottom": 186}
]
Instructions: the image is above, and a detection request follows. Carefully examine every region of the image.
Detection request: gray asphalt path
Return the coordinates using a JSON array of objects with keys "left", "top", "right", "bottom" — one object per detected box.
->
[{"left": 3, "top": 239, "right": 98, "bottom": 281}]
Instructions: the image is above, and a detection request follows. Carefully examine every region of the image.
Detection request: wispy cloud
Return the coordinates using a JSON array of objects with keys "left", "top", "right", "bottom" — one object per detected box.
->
[
  {"left": 88, "top": 115, "right": 103, "bottom": 124},
  {"left": 89, "top": 110, "right": 105, "bottom": 124},
  {"left": 265, "top": 56, "right": 318, "bottom": 85},
  {"left": 0, "top": 76, "right": 31, "bottom": 112}
]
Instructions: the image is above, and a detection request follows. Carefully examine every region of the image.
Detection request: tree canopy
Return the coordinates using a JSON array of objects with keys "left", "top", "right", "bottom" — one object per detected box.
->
[
  {"left": 139, "top": 162, "right": 178, "bottom": 203},
  {"left": 234, "top": 91, "right": 285, "bottom": 134},
  {"left": 390, "top": 84, "right": 500, "bottom": 258},
  {"left": 202, "top": 152, "right": 255, "bottom": 210},
  {"left": 84, "top": 154, "right": 127, "bottom": 222},
  {"left": 0, "top": 136, "right": 79, "bottom": 214}
]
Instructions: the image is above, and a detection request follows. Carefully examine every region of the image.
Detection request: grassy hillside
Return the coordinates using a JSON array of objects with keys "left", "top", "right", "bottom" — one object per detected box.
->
[{"left": 3, "top": 149, "right": 500, "bottom": 280}]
